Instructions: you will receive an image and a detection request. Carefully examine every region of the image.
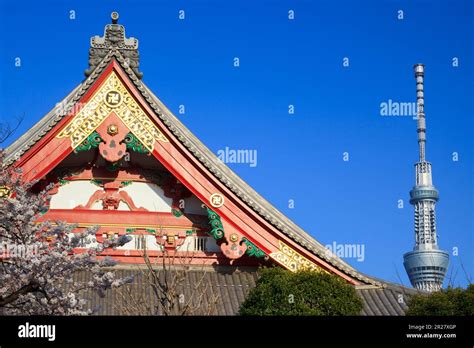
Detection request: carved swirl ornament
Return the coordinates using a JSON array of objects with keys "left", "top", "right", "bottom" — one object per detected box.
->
[
  {"left": 57, "top": 72, "right": 168, "bottom": 152},
  {"left": 270, "top": 241, "right": 322, "bottom": 272}
]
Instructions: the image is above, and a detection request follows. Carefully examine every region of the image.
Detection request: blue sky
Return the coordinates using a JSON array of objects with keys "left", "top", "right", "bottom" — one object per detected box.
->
[{"left": 0, "top": 0, "right": 472, "bottom": 288}]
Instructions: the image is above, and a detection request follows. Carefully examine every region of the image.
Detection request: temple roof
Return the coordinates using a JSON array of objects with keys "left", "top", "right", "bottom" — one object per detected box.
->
[
  {"left": 75, "top": 267, "right": 419, "bottom": 315},
  {"left": 4, "top": 13, "right": 413, "bottom": 292}
]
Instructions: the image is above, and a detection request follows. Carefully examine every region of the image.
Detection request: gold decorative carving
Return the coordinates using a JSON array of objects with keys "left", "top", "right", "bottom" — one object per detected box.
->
[
  {"left": 270, "top": 241, "right": 322, "bottom": 272},
  {"left": 107, "top": 124, "right": 119, "bottom": 135},
  {"left": 0, "top": 186, "right": 11, "bottom": 199},
  {"left": 104, "top": 91, "right": 122, "bottom": 108},
  {"left": 57, "top": 72, "right": 168, "bottom": 152}
]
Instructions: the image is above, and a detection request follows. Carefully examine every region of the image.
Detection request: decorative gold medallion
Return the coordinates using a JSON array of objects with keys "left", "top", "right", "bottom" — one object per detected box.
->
[
  {"left": 209, "top": 193, "right": 224, "bottom": 208},
  {"left": 270, "top": 241, "right": 323, "bottom": 273},
  {"left": 229, "top": 233, "right": 239, "bottom": 242},
  {"left": 0, "top": 186, "right": 11, "bottom": 199},
  {"left": 57, "top": 72, "right": 168, "bottom": 152},
  {"left": 107, "top": 124, "right": 119, "bottom": 135},
  {"left": 166, "top": 234, "right": 176, "bottom": 245},
  {"left": 104, "top": 90, "right": 122, "bottom": 108}
]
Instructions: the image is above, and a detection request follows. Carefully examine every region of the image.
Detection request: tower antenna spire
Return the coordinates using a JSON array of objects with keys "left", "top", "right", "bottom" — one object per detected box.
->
[{"left": 414, "top": 64, "right": 426, "bottom": 162}]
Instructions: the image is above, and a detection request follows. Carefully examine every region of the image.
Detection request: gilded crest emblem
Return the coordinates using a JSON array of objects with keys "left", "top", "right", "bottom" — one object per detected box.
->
[
  {"left": 210, "top": 193, "right": 224, "bottom": 208},
  {"left": 104, "top": 90, "right": 122, "bottom": 108}
]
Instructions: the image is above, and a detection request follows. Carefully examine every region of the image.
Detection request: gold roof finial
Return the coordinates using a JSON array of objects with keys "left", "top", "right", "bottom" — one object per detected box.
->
[{"left": 111, "top": 12, "right": 119, "bottom": 24}]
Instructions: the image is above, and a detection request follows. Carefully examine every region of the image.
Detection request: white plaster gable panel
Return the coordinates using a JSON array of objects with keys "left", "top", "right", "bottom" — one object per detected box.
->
[
  {"left": 50, "top": 181, "right": 100, "bottom": 209},
  {"left": 121, "top": 183, "right": 172, "bottom": 212}
]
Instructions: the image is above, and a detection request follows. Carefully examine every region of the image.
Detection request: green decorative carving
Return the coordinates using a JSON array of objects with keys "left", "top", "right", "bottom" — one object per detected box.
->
[
  {"left": 121, "top": 181, "right": 133, "bottom": 187},
  {"left": 75, "top": 131, "right": 103, "bottom": 153},
  {"left": 126, "top": 228, "right": 136, "bottom": 234},
  {"left": 124, "top": 132, "right": 149, "bottom": 154},
  {"left": 58, "top": 179, "right": 69, "bottom": 186},
  {"left": 92, "top": 179, "right": 103, "bottom": 186},
  {"left": 186, "top": 230, "right": 194, "bottom": 236},
  {"left": 205, "top": 207, "right": 224, "bottom": 240},
  {"left": 145, "top": 229, "right": 156, "bottom": 234},
  {"left": 172, "top": 208, "right": 183, "bottom": 218},
  {"left": 90, "top": 179, "right": 103, "bottom": 186},
  {"left": 242, "top": 237, "right": 266, "bottom": 258}
]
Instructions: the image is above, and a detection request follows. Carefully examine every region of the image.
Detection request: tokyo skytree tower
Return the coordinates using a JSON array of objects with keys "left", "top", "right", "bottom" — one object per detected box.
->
[{"left": 403, "top": 64, "right": 449, "bottom": 292}]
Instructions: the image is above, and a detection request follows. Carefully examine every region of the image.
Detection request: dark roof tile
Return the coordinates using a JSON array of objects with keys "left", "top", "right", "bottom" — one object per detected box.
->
[{"left": 75, "top": 268, "right": 417, "bottom": 316}]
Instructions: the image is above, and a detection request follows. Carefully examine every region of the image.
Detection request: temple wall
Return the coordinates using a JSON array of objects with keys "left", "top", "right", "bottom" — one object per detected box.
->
[
  {"left": 50, "top": 181, "right": 174, "bottom": 211},
  {"left": 49, "top": 181, "right": 208, "bottom": 215},
  {"left": 121, "top": 183, "right": 172, "bottom": 211},
  {"left": 115, "top": 235, "right": 220, "bottom": 252},
  {"left": 50, "top": 181, "right": 100, "bottom": 209}
]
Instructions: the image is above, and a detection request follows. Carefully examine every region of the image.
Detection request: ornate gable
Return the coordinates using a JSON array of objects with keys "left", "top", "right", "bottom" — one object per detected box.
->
[{"left": 57, "top": 72, "right": 168, "bottom": 156}]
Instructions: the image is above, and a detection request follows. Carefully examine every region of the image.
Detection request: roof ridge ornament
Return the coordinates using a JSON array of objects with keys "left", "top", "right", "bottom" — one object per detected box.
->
[{"left": 85, "top": 12, "right": 143, "bottom": 79}]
